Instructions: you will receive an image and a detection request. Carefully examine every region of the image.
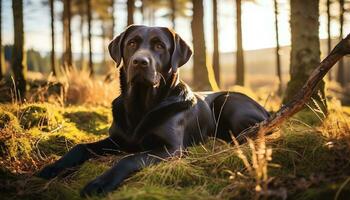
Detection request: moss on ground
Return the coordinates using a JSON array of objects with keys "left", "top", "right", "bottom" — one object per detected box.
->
[
  {"left": 1, "top": 102, "right": 350, "bottom": 200},
  {"left": 0, "top": 109, "right": 32, "bottom": 161},
  {"left": 63, "top": 106, "right": 111, "bottom": 135},
  {"left": 19, "top": 104, "right": 64, "bottom": 131},
  {"left": 0, "top": 110, "right": 20, "bottom": 130},
  {"left": 0, "top": 103, "right": 110, "bottom": 180},
  {"left": 0, "top": 129, "right": 32, "bottom": 160}
]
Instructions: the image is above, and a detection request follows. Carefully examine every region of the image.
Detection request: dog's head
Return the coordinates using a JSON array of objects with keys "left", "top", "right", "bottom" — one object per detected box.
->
[{"left": 108, "top": 25, "right": 192, "bottom": 87}]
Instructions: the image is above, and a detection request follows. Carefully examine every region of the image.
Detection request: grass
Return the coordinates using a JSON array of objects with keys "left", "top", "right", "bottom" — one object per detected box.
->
[{"left": 1, "top": 97, "right": 350, "bottom": 200}]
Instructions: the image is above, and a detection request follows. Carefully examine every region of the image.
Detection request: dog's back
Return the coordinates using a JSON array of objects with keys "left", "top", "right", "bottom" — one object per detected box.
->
[{"left": 197, "top": 91, "right": 270, "bottom": 141}]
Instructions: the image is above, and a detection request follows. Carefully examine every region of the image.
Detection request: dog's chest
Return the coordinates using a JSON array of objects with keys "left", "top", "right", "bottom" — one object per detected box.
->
[{"left": 109, "top": 122, "right": 165, "bottom": 152}]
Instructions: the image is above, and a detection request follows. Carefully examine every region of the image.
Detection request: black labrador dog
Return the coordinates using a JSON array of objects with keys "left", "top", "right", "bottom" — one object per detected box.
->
[{"left": 38, "top": 25, "right": 269, "bottom": 197}]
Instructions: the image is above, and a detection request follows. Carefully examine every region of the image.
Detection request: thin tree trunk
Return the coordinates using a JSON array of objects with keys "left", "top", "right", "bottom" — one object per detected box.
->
[
  {"left": 87, "top": 0, "right": 93, "bottom": 76},
  {"left": 170, "top": 0, "right": 176, "bottom": 29},
  {"left": 283, "top": 0, "right": 326, "bottom": 112},
  {"left": 327, "top": 0, "right": 332, "bottom": 80},
  {"left": 50, "top": 0, "right": 56, "bottom": 76},
  {"left": 274, "top": 0, "right": 282, "bottom": 94},
  {"left": 212, "top": 0, "right": 220, "bottom": 87},
  {"left": 11, "top": 0, "right": 26, "bottom": 100},
  {"left": 127, "top": 0, "right": 134, "bottom": 26},
  {"left": 191, "top": 0, "right": 212, "bottom": 90},
  {"left": 326, "top": 0, "right": 332, "bottom": 55},
  {"left": 63, "top": 0, "right": 72, "bottom": 67},
  {"left": 150, "top": 7, "right": 155, "bottom": 26},
  {"left": 111, "top": 0, "right": 115, "bottom": 38},
  {"left": 101, "top": 22, "right": 107, "bottom": 67},
  {"left": 337, "top": 0, "right": 345, "bottom": 86},
  {"left": 0, "top": 0, "right": 3, "bottom": 80},
  {"left": 140, "top": 0, "right": 145, "bottom": 23},
  {"left": 235, "top": 0, "right": 244, "bottom": 86},
  {"left": 80, "top": 8, "right": 85, "bottom": 70}
]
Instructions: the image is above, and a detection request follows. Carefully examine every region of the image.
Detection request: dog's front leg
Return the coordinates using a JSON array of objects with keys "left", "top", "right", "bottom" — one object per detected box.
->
[
  {"left": 80, "top": 147, "right": 178, "bottom": 197},
  {"left": 37, "top": 137, "right": 121, "bottom": 179}
]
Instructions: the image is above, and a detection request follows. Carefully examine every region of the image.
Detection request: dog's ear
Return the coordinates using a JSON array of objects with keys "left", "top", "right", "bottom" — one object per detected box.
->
[
  {"left": 108, "top": 25, "right": 139, "bottom": 68},
  {"left": 169, "top": 29, "right": 192, "bottom": 72}
]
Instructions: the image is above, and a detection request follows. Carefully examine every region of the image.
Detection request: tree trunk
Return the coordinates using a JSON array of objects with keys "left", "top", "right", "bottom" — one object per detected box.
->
[
  {"left": 337, "top": 0, "right": 345, "bottom": 86},
  {"left": 191, "top": 0, "right": 212, "bottom": 90},
  {"left": 63, "top": 0, "right": 72, "bottom": 67},
  {"left": 0, "top": 0, "right": 2, "bottom": 80},
  {"left": 150, "top": 7, "right": 155, "bottom": 26},
  {"left": 87, "top": 0, "right": 93, "bottom": 76},
  {"left": 170, "top": 0, "right": 176, "bottom": 29},
  {"left": 11, "top": 0, "right": 26, "bottom": 101},
  {"left": 111, "top": 0, "right": 116, "bottom": 38},
  {"left": 127, "top": 0, "right": 134, "bottom": 26},
  {"left": 101, "top": 22, "right": 107, "bottom": 68},
  {"left": 50, "top": 0, "right": 56, "bottom": 76},
  {"left": 212, "top": 0, "right": 220, "bottom": 87},
  {"left": 235, "top": 0, "right": 244, "bottom": 86},
  {"left": 274, "top": 0, "right": 282, "bottom": 95},
  {"left": 283, "top": 0, "right": 326, "bottom": 112},
  {"left": 140, "top": 0, "right": 145, "bottom": 23},
  {"left": 327, "top": 0, "right": 332, "bottom": 81},
  {"left": 80, "top": 7, "right": 85, "bottom": 70}
]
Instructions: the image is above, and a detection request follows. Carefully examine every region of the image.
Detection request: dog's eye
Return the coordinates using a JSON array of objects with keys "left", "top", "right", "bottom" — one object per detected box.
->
[
  {"left": 155, "top": 43, "right": 165, "bottom": 50},
  {"left": 128, "top": 41, "right": 136, "bottom": 48}
]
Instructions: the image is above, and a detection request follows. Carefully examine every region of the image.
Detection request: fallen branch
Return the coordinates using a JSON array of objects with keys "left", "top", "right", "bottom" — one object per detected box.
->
[{"left": 237, "top": 33, "right": 350, "bottom": 143}]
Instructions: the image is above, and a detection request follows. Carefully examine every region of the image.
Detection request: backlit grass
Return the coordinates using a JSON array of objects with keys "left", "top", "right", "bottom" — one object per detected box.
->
[{"left": 1, "top": 98, "right": 350, "bottom": 200}]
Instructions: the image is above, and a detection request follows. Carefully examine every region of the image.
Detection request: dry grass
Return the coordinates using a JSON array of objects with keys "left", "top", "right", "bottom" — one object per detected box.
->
[
  {"left": 319, "top": 98, "right": 350, "bottom": 147},
  {"left": 61, "top": 69, "right": 120, "bottom": 106}
]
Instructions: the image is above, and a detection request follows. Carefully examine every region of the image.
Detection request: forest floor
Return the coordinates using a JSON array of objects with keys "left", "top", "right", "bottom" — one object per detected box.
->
[{"left": 1, "top": 85, "right": 350, "bottom": 200}]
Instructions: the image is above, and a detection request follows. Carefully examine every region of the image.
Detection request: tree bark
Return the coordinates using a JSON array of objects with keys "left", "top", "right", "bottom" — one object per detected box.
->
[
  {"left": 274, "top": 0, "right": 282, "bottom": 94},
  {"left": 11, "top": 0, "right": 26, "bottom": 100},
  {"left": 237, "top": 34, "right": 350, "bottom": 143},
  {"left": 212, "top": 0, "right": 220, "bottom": 87},
  {"left": 50, "top": 0, "right": 56, "bottom": 76},
  {"left": 191, "top": 0, "right": 212, "bottom": 90},
  {"left": 326, "top": 0, "right": 332, "bottom": 81},
  {"left": 283, "top": 0, "right": 326, "bottom": 113},
  {"left": 63, "top": 0, "right": 73, "bottom": 67},
  {"left": 337, "top": 0, "right": 345, "bottom": 86},
  {"left": 235, "top": 0, "right": 244, "bottom": 86},
  {"left": 87, "top": 0, "right": 93, "bottom": 76},
  {"left": 170, "top": 0, "right": 176, "bottom": 29},
  {"left": 127, "top": 0, "right": 134, "bottom": 26}
]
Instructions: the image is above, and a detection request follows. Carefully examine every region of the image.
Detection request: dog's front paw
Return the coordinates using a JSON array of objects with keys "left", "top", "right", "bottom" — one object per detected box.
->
[
  {"left": 37, "top": 164, "right": 62, "bottom": 179},
  {"left": 80, "top": 176, "right": 119, "bottom": 198}
]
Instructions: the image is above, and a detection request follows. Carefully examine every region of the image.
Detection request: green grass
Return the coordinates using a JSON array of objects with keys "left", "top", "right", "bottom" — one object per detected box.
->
[{"left": 1, "top": 101, "right": 350, "bottom": 200}]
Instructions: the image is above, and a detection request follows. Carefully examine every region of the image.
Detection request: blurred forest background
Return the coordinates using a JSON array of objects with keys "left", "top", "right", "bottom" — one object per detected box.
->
[{"left": 1, "top": 0, "right": 349, "bottom": 105}]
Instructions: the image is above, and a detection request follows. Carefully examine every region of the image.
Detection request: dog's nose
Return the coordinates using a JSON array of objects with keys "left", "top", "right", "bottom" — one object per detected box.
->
[{"left": 131, "top": 56, "right": 150, "bottom": 68}]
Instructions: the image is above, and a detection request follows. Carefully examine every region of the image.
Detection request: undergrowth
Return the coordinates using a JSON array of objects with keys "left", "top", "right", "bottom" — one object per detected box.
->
[{"left": 0, "top": 98, "right": 350, "bottom": 200}]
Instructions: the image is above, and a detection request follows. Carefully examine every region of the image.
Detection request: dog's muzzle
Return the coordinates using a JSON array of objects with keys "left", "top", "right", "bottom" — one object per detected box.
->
[{"left": 128, "top": 51, "right": 160, "bottom": 87}]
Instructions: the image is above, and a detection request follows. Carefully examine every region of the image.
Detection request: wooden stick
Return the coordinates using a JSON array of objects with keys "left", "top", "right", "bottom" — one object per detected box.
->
[{"left": 237, "top": 34, "right": 350, "bottom": 143}]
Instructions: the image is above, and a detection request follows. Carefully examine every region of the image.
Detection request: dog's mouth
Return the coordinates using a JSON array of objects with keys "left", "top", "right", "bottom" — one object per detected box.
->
[{"left": 129, "top": 73, "right": 161, "bottom": 88}]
